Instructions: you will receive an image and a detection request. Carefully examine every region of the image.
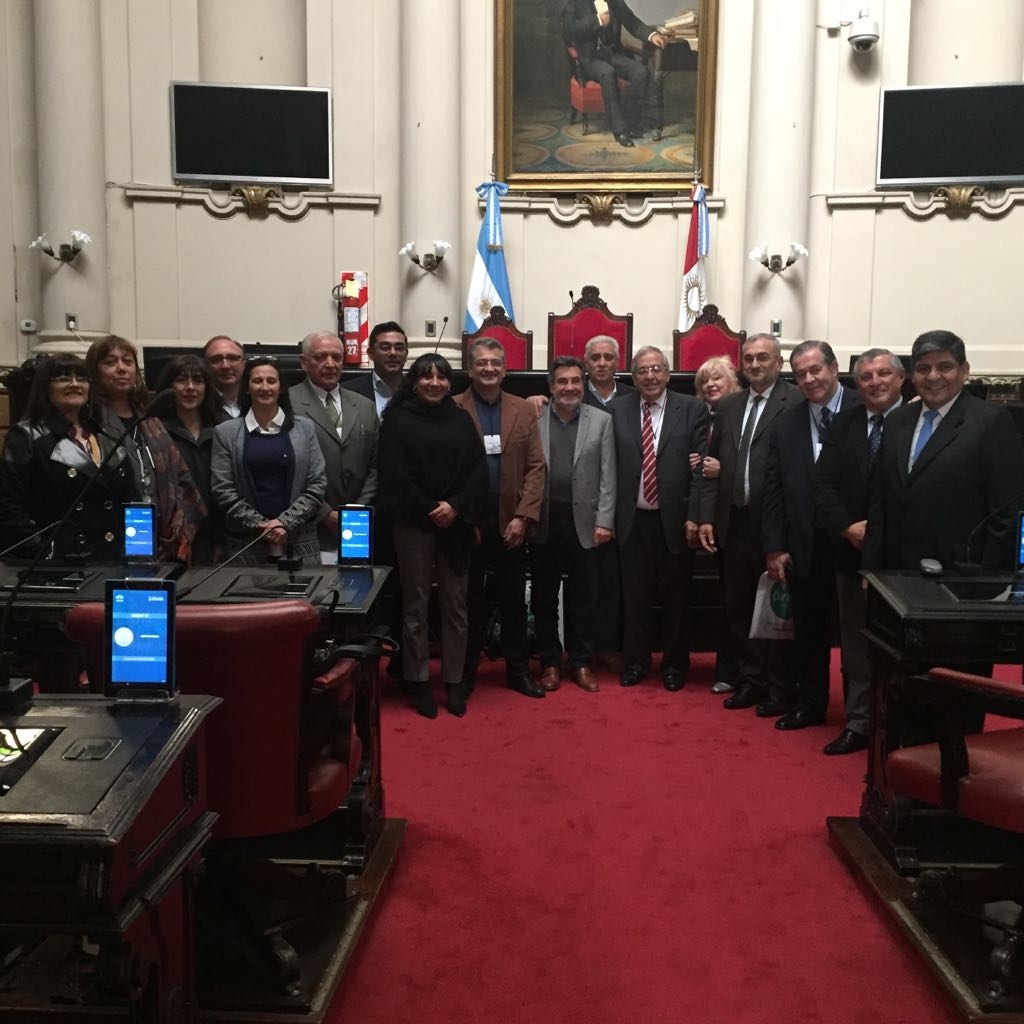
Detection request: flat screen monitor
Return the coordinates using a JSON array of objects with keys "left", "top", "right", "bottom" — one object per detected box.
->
[
  {"left": 877, "top": 83, "right": 1024, "bottom": 188},
  {"left": 171, "top": 82, "right": 333, "bottom": 189}
]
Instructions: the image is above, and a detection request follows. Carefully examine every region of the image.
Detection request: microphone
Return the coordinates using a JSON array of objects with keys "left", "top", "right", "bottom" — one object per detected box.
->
[
  {"left": 568, "top": 290, "right": 576, "bottom": 357},
  {"left": 0, "top": 519, "right": 65, "bottom": 561},
  {"left": 957, "top": 489, "right": 1024, "bottom": 574},
  {"left": 175, "top": 530, "right": 273, "bottom": 600},
  {"left": 432, "top": 315, "right": 449, "bottom": 355}
]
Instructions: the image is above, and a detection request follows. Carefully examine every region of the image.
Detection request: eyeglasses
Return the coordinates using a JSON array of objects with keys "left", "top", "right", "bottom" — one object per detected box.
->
[
  {"left": 473, "top": 359, "right": 504, "bottom": 369},
  {"left": 207, "top": 353, "right": 243, "bottom": 365},
  {"left": 51, "top": 374, "right": 89, "bottom": 384},
  {"left": 634, "top": 365, "right": 666, "bottom": 376}
]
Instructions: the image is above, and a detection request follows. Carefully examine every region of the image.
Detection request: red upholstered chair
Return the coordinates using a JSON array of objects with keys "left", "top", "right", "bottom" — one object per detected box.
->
[
  {"left": 64, "top": 599, "right": 362, "bottom": 842},
  {"left": 547, "top": 285, "right": 633, "bottom": 370},
  {"left": 884, "top": 667, "right": 1024, "bottom": 1002},
  {"left": 462, "top": 304, "right": 533, "bottom": 370},
  {"left": 566, "top": 44, "right": 632, "bottom": 136},
  {"left": 672, "top": 304, "right": 745, "bottom": 372}
]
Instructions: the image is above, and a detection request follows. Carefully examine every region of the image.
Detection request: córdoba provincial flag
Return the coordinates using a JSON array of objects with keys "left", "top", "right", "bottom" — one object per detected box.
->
[
  {"left": 678, "top": 183, "right": 709, "bottom": 331},
  {"left": 465, "top": 181, "right": 515, "bottom": 333}
]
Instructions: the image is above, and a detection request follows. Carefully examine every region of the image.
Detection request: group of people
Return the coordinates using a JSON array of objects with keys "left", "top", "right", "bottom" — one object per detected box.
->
[{"left": 1, "top": 321, "right": 1020, "bottom": 749}]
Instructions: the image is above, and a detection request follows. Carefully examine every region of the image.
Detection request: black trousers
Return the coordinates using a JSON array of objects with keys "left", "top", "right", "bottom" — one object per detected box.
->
[
  {"left": 528, "top": 507, "right": 600, "bottom": 669},
  {"left": 620, "top": 509, "right": 692, "bottom": 676},
  {"left": 721, "top": 506, "right": 792, "bottom": 698},
  {"left": 788, "top": 533, "right": 836, "bottom": 717},
  {"left": 464, "top": 517, "right": 529, "bottom": 680},
  {"left": 579, "top": 48, "right": 650, "bottom": 134}
]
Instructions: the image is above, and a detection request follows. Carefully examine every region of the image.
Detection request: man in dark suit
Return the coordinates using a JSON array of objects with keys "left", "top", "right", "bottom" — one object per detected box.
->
[
  {"left": 582, "top": 335, "right": 635, "bottom": 409},
  {"left": 813, "top": 348, "right": 904, "bottom": 755},
  {"left": 454, "top": 337, "right": 547, "bottom": 699},
  {"left": 288, "top": 330, "right": 378, "bottom": 557},
  {"left": 203, "top": 334, "right": 244, "bottom": 418},
  {"left": 530, "top": 356, "right": 616, "bottom": 694},
  {"left": 762, "top": 340, "right": 862, "bottom": 731},
  {"left": 563, "top": 0, "right": 666, "bottom": 147},
  {"left": 610, "top": 345, "right": 707, "bottom": 689},
  {"left": 341, "top": 320, "right": 408, "bottom": 419},
  {"left": 698, "top": 333, "right": 798, "bottom": 710},
  {"left": 864, "top": 330, "right": 1024, "bottom": 573}
]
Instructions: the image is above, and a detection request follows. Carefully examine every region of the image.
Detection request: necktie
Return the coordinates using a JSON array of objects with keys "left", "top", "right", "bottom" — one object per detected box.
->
[
  {"left": 867, "top": 413, "right": 884, "bottom": 463},
  {"left": 910, "top": 408, "right": 938, "bottom": 468},
  {"left": 324, "top": 392, "right": 340, "bottom": 427},
  {"left": 732, "top": 394, "right": 763, "bottom": 507},
  {"left": 819, "top": 406, "right": 832, "bottom": 438},
  {"left": 641, "top": 401, "right": 659, "bottom": 505}
]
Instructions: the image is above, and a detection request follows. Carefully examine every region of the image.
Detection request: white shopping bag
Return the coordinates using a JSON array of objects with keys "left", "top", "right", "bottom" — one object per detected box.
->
[{"left": 749, "top": 572, "right": 794, "bottom": 640}]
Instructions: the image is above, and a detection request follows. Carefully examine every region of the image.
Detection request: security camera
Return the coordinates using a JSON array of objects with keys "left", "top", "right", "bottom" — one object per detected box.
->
[{"left": 849, "top": 9, "right": 879, "bottom": 52}]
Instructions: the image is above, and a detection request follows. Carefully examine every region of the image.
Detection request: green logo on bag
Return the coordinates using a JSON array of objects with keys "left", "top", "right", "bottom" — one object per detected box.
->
[{"left": 769, "top": 582, "right": 791, "bottom": 619}]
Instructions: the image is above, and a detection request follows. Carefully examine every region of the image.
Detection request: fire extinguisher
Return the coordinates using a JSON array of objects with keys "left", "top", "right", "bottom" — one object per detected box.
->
[{"left": 331, "top": 272, "right": 368, "bottom": 367}]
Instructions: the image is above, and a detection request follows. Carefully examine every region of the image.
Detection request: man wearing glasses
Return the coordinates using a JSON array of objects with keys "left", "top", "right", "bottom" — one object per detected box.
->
[
  {"left": 610, "top": 346, "right": 707, "bottom": 690},
  {"left": 454, "top": 338, "right": 547, "bottom": 699},
  {"left": 342, "top": 321, "right": 410, "bottom": 419},
  {"left": 203, "top": 335, "right": 245, "bottom": 418}
]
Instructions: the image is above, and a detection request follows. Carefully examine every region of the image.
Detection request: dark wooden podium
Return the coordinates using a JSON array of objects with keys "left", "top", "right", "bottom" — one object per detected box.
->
[
  {"left": 829, "top": 571, "right": 1024, "bottom": 1022},
  {"left": 0, "top": 693, "right": 220, "bottom": 1023}
]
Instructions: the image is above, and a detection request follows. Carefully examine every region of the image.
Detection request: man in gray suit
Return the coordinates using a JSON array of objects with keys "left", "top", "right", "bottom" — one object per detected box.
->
[
  {"left": 289, "top": 330, "right": 378, "bottom": 557},
  {"left": 529, "top": 356, "right": 616, "bottom": 693}
]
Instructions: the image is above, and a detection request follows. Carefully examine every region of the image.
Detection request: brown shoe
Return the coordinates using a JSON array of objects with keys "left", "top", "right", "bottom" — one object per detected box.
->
[
  {"left": 571, "top": 666, "right": 599, "bottom": 692},
  {"left": 598, "top": 651, "right": 624, "bottom": 674},
  {"left": 539, "top": 666, "right": 561, "bottom": 692}
]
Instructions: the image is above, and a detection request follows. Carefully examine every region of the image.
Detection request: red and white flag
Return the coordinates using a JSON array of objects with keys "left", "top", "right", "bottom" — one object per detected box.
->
[{"left": 678, "top": 183, "right": 709, "bottom": 331}]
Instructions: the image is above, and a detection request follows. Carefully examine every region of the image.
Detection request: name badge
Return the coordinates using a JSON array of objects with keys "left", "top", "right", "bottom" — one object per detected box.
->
[{"left": 484, "top": 434, "right": 502, "bottom": 455}]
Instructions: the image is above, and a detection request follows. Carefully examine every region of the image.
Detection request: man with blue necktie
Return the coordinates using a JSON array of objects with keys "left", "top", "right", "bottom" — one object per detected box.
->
[{"left": 864, "top": 330, "right": 1024, "bottom": 573}]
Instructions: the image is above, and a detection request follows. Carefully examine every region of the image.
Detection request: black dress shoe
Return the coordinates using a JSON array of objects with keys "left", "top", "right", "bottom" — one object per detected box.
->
[
  {"left": 620, "top": 666, "right": 646, "bottom": 687},
  {"left": 823, "top": 729, "right": 869, "bottom": 755},
  {"left": 755, "top": 696, "right": 793, "bottom": 718},
  {"left": 662, "top": 670, "right": 686, "bottom": 692},
  {"left": 775, "top": 705, "right": 827, "bottom": 731},
  {"left": 613, "top": 130, "right": 635, "bottom": 148},
  {"left": 723, "top": 683, "right": 764, "bottom": 710},
  {"left": 507, "top": 670, "right": 545, "bottom": 699}
]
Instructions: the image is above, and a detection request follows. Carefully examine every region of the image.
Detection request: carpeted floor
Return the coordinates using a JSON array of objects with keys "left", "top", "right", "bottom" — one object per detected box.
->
[{"left": 329, "top": 651, "right": 964, "bottom": 1024}]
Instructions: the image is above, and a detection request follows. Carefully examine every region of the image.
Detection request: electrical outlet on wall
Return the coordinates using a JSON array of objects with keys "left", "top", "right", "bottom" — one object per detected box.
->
[
  {"left": 65, "top": 313, "right": 78, "bottom": 331},
  {"left": 425, "top": 320, "right": 437, "bottom": 338}
]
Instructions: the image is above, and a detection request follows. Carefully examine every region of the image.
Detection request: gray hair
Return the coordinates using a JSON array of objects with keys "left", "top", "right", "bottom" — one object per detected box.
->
[
  {"left": 742, "top": 333, "right": 781, "bottom": 358},
  {"left": 853, "top": 347, "right": 904, "bottom": 376},
  {"left": 469, "top": 336, "right": 506, "bottom": 361},
  {"left": 584, "top": 335, "right": 620, "bottom": 360},
  {"left": 630, "top": 345, "right": 668, "bottom": 373},
  {"left": 300, "top": 330, "right": 342, "bottom": 356}
]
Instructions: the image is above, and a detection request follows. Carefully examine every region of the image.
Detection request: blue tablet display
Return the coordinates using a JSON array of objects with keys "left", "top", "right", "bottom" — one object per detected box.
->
[
  {"left": 339, "top": 506, "right": 372, "bottom": 564},
  {"left": 122, "top": 504, "right": 156, "bottom": 561},
  {"left": 109, "top": 584, "right": 173, "bottom": 689}
]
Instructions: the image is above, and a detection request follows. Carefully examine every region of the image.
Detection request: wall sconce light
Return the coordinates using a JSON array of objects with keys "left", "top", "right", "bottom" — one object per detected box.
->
[
  {"left": 29, "top": 230, "right": 91, "bottom": 264},
  {"left": 400, "top": 240, "right": 451, "bottom": 273},
  {"left": 748, "top": 242, "right": 808, "bottom": 274}
]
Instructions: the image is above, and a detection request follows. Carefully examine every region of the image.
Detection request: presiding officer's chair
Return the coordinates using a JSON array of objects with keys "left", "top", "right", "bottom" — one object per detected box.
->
[
  {"left": 884, "top": 667, "right": 1024, "bottom": 1006},
  {"left": 672, "top": 303, "right": 745, "bottom": 372},
  {"left": 64, "top": 598, "right": 379, "bottom": 991},
  {"left": 462, "top": 304, "right": 533, "bottom": 370},
  {"left": 547, "top": 284, "right": 633, "bottom": 370}
]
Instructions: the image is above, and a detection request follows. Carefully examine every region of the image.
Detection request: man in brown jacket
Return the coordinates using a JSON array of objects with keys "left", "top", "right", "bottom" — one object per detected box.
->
[{"left": 455, "top": 338, "right": 547, "bottom": 698}]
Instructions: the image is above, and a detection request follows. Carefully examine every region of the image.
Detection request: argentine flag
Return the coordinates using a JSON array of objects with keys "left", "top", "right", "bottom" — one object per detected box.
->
[{"left": 465, "top": 181, "right": 515, "bottom": 333}]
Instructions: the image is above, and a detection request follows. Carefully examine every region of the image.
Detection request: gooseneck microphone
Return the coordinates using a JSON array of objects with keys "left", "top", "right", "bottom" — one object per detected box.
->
[
  {"left": 432, "top": 315, "right": 450, "bottom": 355},
  {"left": 957, "top": 489, "right": 1024, "bottom": 574},
  {"left": 174, "top": 530, "right": 270, "bottom": 600}
]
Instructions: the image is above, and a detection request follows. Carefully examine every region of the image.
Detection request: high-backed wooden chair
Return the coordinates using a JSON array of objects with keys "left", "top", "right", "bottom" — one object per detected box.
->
[
  {"left": 547, "top": 285, "right": 633, "bottom": 371},
  {"left": 462, "top": 305, "right": 533, "bottom": 370},
  {"left": 672, "top": 304, "right": 745, "bottom": 372}
]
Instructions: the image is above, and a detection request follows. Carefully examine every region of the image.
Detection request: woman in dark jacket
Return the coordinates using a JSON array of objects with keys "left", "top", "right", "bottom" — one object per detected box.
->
[
  {"left": 0, "top": 353, "right": 137, "bottom": 561},
  {"left": 153, "top": 354, "right": 226, "bottom": 562},
  {"left": 378, "top": 353, "right": 487, "bottom": 719}
]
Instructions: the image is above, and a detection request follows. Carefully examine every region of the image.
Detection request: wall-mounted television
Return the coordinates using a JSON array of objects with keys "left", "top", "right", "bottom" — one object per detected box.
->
[
  {"left": 170, "top": 82, "right": 333, "bottom": 189},
  {"left": 877, "top": 82, "right": 1024, "bottom": 189}
]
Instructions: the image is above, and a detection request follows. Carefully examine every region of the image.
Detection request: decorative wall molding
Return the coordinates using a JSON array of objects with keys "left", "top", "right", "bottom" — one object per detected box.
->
[
  {"left": 825, "top": 187, "right": 1024, "bottom": 221},
  {"left": 122, "top": 183, "right": 381, "bottom": 221},
  {"left": 493, "top": 192, "right": 726, "bottom": 226}
]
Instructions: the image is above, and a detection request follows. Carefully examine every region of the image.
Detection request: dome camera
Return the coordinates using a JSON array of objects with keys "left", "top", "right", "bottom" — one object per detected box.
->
[{"left": 849, "top": 9, "right": 879, "bottom": 52}]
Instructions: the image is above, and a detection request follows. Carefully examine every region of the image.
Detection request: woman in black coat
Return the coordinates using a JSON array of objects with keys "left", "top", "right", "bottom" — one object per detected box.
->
[
  {"left": 378, "top": 353, "right": 487, "bottom": 719},
  {"left": 0, "top": 354, "right": 137, "bottom": 561}
]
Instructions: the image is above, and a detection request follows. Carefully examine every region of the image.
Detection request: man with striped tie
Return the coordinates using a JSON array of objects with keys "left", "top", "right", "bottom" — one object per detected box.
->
[
  {"left": 813, "top": 349, "right": 904, "bottom": 755},
  {"left": 609, "top": 345, "right": 708, "bottom": 690}
]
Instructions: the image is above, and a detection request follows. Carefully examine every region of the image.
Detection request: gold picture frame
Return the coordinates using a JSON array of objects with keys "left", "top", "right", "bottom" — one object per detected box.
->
[{"left": 495, "top": 0, "right": 718, "bottom": 193}]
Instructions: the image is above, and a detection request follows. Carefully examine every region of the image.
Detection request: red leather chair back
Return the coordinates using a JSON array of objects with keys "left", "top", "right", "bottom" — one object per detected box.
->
[
  {"left": 547, "top": 285, "right": 633, "bottom": 370},
  {"left": 463, "top": 305, "right": 533, "bottom": 370},
  {"left": 673, "top": 304, "right": 745, "bottom": 371},
  {"left": 64, "top": 599, "right": 359, "bottom": 841}
]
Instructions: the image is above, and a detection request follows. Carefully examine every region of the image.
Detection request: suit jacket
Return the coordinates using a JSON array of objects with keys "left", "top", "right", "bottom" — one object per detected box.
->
[
  {"left": 582, "top": 378, "right": 635, "bottom": 411},
  {"left": 863, "top": 391, "right": 1024, "bottom": 570},
  {"left": 289, "top": 379, "right": 378, "bottom": 545},
  {"left": 761, "top": 386, "right": 862, "bottom": 577},
  {"left": 699, "top": 380, "right": 800, "bottom": 548},
  {"left": 453, "top": 388, "right": 546, "bottom": 533},
  {"left": 535, "top": 403, "right": 616, "bottom": 549},
  {"left": 341, "top": 372, "right": 378, "bottom": 408},
  {"left": 610, "top": 388, "right": 708, "bottom": 554},
  {"left": 564, "top": 0, "right": 654, "bottom": 61},
  {"left": 814, "top": 403, "right": 900, "bottom": 575}
]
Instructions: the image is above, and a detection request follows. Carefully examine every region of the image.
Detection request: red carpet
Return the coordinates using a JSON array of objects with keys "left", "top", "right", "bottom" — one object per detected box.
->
[{"left": 329, "top": 652, "right": 965, "bottom": 1024}]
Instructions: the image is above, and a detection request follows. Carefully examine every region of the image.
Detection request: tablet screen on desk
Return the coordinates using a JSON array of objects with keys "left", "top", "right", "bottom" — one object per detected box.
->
[
  {"left": 105, "top": 578, "right": 176, "bottom": 699},
  {"left": 338, "top": 505, "right": 373, "bottom": 565},
  {"left": 121, "top": 503, "right": 157, "bottom": 562}
]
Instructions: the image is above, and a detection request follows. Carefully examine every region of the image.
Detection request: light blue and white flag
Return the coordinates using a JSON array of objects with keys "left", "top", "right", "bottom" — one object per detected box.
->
[{"left": 465, "top": 181, "right": 515, "bottom": 333}]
